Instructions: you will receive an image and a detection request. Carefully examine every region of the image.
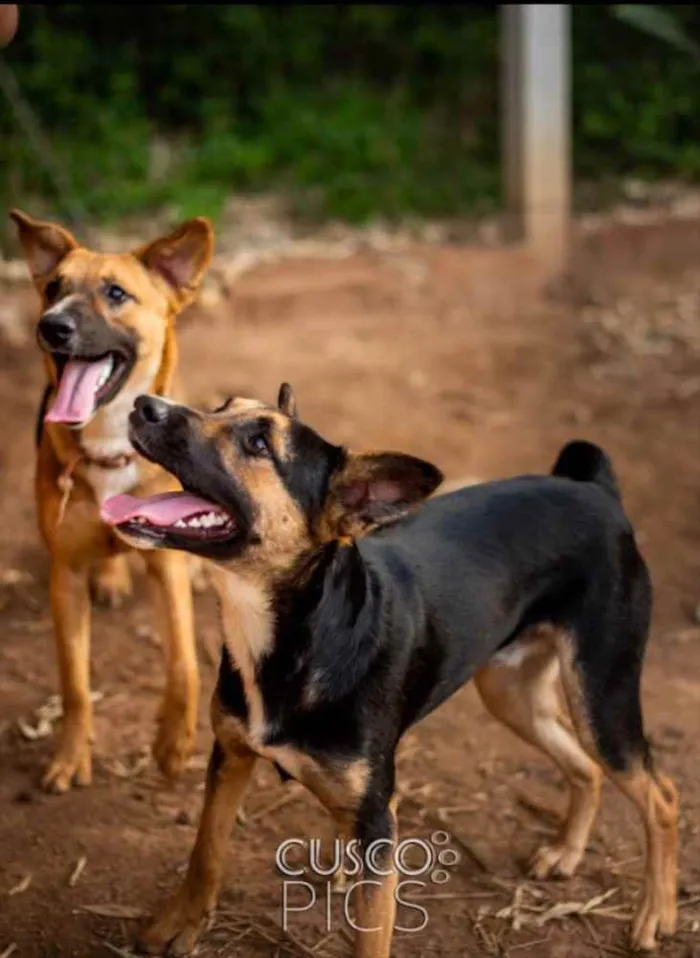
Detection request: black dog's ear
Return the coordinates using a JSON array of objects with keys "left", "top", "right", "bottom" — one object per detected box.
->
[
  {"left": 278, "top": 382, "right": 298, "bottom": 419},
  {"left": 332, "top": 451, "right": 443, "bottom": 526}
]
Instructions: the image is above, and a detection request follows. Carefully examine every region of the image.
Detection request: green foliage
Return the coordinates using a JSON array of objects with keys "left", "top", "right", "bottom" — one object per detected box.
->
[
  {"left": 1, "top": 5, "right": 700, "bottom": 226},
  {"left": 573, "top": 5, "right": 700, "bottom": 181},
  {"left": 612, "top": 5, "right": 700, "bottom": 62}
]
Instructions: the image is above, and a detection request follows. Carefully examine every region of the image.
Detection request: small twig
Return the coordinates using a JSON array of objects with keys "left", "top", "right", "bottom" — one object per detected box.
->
[
  {"left": 275, "top": 923, "right": 320, "bottom": 958},
  {"left": 579, "top": 913, "right": 605, "bottom": 958},
  {"left": 434, "top": 803, "right": 481, "bottom": 818},
  {"left": 101, "top": 942, "right": 138, "bottom": 958},
  {"left": 410, "top": 891, "right": 499, "bottom": 901},
  {"left": 8, "top": 873, "right": 32, "bottom": 896},
  {"left": 435, "top": 810, "right": 491, "bottom": 873},
  {"left": 508, "top": 936, "right": 550, "bottom": 952},
  {"left": 310, "top": 929, "right": 338, "bottom": 953},
  {"left": 0, "top": 944, "right": 18, "bottom": 958},
  {"left": 69, "top": 856, "right": 87, "bottom": 888},
  {"left": 245, "top": 783, "right": 304, "bottom": 825},
  {"left": 514, "top": 790, "right": 562, "bottom": 828},
  {"left": 0, "top": 56, "right": 88, "bottom": 229}
]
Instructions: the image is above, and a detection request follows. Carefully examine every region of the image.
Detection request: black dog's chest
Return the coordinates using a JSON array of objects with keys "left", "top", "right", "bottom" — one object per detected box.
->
[{"left": 217, "top": 646, "right": 365, "bottom": 764}]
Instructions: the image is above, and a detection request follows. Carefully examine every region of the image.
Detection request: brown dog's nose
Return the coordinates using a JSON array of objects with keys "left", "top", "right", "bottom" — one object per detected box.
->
[
  {"left": 38, "top": 313, "right": 76, "bottom": 349},
  {"left": 134, "top": 394, "right": 170, "bottom": 425}
]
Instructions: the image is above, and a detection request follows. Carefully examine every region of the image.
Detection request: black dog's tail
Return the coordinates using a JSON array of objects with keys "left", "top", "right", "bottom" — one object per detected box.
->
[{"left": 551, "top": 440, "right": 621, "bottom": 501}]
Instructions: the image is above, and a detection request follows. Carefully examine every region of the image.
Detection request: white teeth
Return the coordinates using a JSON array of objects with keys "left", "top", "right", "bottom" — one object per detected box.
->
[
  {"left": 174, "top": 511, "right": 231, "bottom": 532},
  {"left": 96, "top": 356, "right": 115, "bottom": 391}
]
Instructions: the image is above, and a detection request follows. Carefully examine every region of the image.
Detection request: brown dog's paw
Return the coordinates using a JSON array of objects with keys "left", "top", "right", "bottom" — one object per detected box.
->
[
  {"left": 42, "top": 742, "right": 92, "bottom": 794},
  {"left": 629, "top": 879, "right": 677, "bottom": 951},
  {"left": 529, "top": 841, "right": 584, "bottom": 880},
  {"left": 91, "top": 556, "right": 133, "bottom": 609},
  {"left": 137, "top": 898, "right": 213, "bottom": 956},
  {"left": 152, "top": 703, "right": 195, "bottom": 781}
]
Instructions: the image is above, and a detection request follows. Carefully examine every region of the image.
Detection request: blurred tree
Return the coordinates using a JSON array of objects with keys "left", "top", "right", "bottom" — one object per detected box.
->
[{"left": 1, "top": 5, "right": 699, "bottom": 225}]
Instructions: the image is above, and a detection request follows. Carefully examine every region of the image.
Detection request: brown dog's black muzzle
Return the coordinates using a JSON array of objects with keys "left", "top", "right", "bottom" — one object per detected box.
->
[
  {"left": 38, "top": 312, "right": 76, "bottom": 350},
  {"left": 37, "top": 301, "right": 136, "bottom": 360}
]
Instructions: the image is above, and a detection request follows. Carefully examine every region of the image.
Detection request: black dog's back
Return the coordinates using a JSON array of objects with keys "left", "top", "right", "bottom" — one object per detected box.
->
[{"left": 358, "top": 441, "right": 647, "bottom": 736}]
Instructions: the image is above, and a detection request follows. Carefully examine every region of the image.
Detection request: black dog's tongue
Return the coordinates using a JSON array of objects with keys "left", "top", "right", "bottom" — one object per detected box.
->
[{"left": 101, "top": 493, "right": 228, "bottom": 527}]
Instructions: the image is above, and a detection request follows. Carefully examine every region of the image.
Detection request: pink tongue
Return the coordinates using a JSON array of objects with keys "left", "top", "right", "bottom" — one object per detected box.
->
[
  {"left": 46, "top": 357, "right": 113, "bottom": 424},
  {"left": 101, "top": 493, "right": 222, "bottom": 527}
]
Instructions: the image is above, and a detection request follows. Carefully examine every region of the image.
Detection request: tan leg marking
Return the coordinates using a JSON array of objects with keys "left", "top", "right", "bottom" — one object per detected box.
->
[
  {"left": 612, "top": 767, "right": 678, "bottom": 950},
  {"left": 351, "top": 795, "right": 399, "bottom": 958},
  {"left": 475, "top": 634, "right": 602, "bottom": 879},
  {"left": 139, "top": 743, "right": 257, "bottom": 956},
  {"left": 43, "top": 561, "right": 94, "bottom": 793},
  {"left": 144, "top": 549, "right": 199, "bottom": 780},
  {"left": 556, "top": 642, "right": 678, "bottom": 952},
  {"left": 90, "top": 553, "right": 133, "bottom": 608},
  {"left": 330, "top": 811, "right": 354, "bottom": 894}
]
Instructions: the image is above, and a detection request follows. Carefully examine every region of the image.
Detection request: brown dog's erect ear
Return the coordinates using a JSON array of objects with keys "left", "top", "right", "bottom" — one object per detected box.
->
[
  {"left": 136, "top": 217, "right": 215, "bottom": 305},
  {"left": 332, "top": 451, "right": 444, "bottom": 526},
  {"left": 277, "top": 382, "right": 298, "bottom": 419},
  {"left": 9, "top": 209, "right": 79, "bottom": 283}
]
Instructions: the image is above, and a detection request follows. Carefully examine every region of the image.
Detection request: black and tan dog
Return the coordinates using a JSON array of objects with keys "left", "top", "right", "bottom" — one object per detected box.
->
[
  {"left": 11, "top": 210, "right": 214, "bottom": 793},
  {"left": 101, "top": 386, "right": 678, "bottom": 956}
]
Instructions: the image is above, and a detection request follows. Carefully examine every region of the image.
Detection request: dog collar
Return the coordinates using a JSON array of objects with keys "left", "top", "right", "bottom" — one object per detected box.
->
[
  {"left": 81, "top": 447, "right": 138, "bottom": 470},
  {"left": 55, "top": 445, "right": 138, "bottom": 527}
]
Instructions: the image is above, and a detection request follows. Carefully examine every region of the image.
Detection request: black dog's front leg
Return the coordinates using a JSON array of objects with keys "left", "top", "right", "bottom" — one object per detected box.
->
[{"left": 352, "top": 786, "right": 399, "bottom": 958}]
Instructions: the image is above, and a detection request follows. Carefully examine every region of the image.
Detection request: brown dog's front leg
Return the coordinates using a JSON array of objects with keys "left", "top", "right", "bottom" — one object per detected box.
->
[
  {"left": 144, "top": 549, "right": 199, "bottom": 781},
  {"left": 139, "top": 740, "right": 256, "bottom": 955},
  {"left": 43, "top": 560, "right": 93, "bottom": 793}
]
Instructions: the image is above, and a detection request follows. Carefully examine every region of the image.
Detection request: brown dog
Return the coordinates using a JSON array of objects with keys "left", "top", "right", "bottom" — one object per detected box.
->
[{"left": 11, "top": 210, "right": 214, "bottom": 793}]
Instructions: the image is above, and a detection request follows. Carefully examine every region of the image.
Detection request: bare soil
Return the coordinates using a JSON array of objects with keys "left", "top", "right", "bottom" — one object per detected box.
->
[{"left": 1, "top": 220, "right": 700, "bottom": 958}]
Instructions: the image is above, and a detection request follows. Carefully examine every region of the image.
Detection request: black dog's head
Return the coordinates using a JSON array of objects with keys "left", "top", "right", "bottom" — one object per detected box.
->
[
  {"left": 101, "top": 385, "right": 443, "bottom": 577},
  {"left": 10, "top": 209, "right": 214, "bottom": 429}
]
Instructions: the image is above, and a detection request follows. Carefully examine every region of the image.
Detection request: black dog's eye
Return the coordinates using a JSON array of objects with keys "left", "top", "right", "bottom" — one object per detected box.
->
[
  {"left": 243, "top": 434, "right": 269, "bottom": 457},
  {"left": 44, "top": 278, "right": 61, "bottom": 303},
  {"left": 104, "top": 283, "right": 129, "bottom": 306}
]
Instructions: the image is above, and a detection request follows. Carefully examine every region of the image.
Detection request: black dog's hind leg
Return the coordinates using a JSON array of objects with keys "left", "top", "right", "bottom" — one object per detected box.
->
[
  {"left": 476, "top": 627, "right": 603, "bottom": 879},
  {"left": 555, "top": 549, "right": 678, "bottom": 952},
  {"left": 557, "top": 632, "right": 678, "bottom": 951}
]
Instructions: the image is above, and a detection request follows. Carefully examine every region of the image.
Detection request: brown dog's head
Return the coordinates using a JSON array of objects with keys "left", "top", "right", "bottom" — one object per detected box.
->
[
  {"left": 10, "top": 210, "right": 214, "bottom": 429},
  {"left": 101, "top": 385, "right": 443, "bottom": 578}
]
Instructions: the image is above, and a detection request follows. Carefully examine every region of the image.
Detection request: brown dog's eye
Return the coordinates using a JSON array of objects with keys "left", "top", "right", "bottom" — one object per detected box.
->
[
  {"left": 243, "top": 434, "right": 269, "bottom": 457},
  {"left": 104, "top": 283, "right": 129, "bottom": 306},
  {"left": 44, "top": 278, "right": 61, "bottom": 303}
]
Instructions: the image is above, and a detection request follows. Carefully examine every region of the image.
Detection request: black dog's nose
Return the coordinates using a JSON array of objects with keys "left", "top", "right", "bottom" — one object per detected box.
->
[
  {"left": 38, "top": 313, "right": 76, "bottom": 349},
  {"left": 134, "top": 394, "right": 170, "bottom": 424}
]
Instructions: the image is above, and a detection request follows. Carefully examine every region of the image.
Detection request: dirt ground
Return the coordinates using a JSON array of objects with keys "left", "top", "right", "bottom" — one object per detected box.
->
[{"left": 1, "top": 219, "right": 700, "bottom": 958}]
